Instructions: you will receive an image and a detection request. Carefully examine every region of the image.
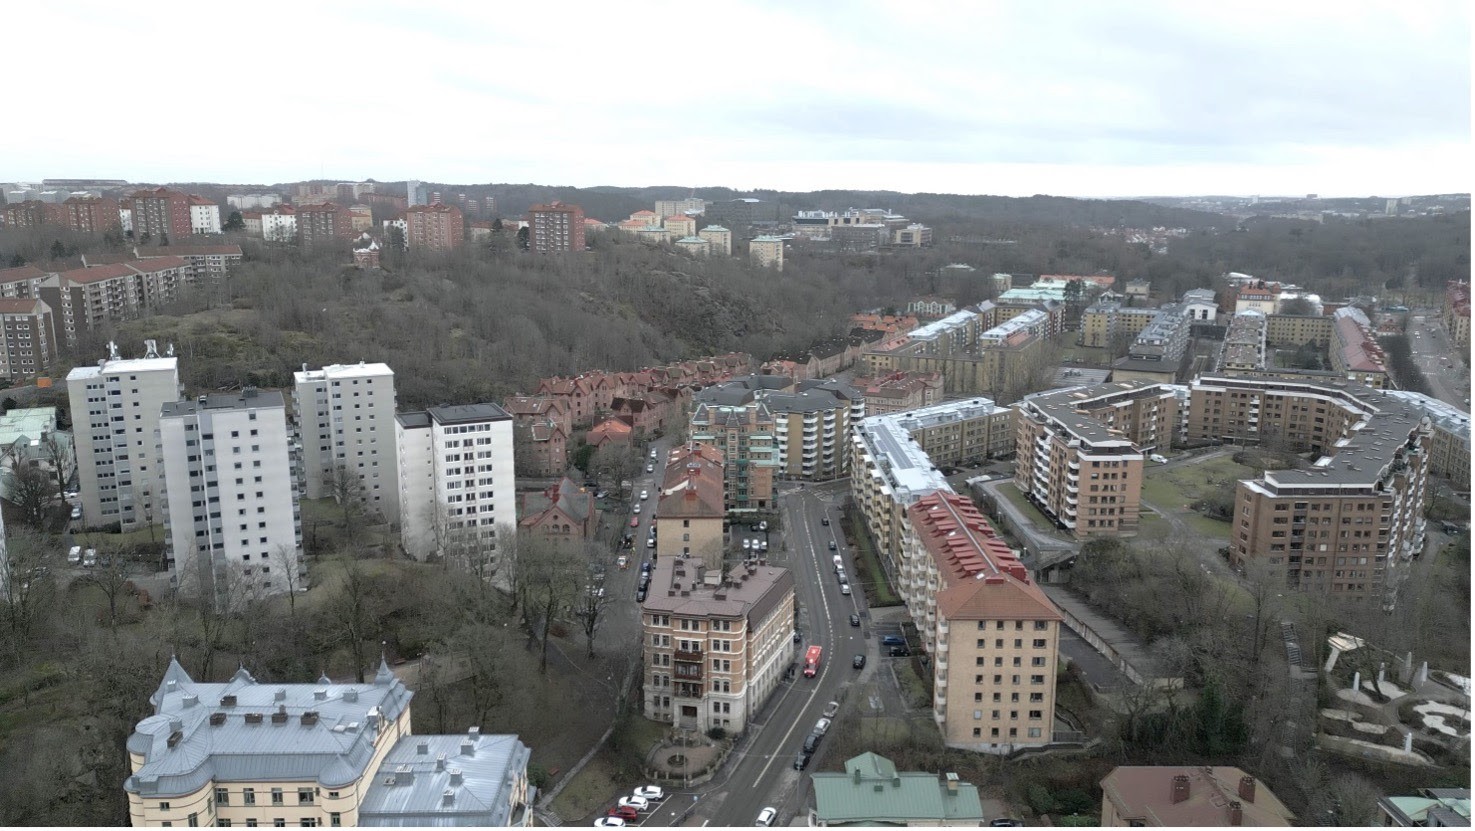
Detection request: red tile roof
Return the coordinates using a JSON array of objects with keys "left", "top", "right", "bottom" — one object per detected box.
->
[
  {"left": 0, "top": 298, "right": 44, "bottom": 315},
  {"left": 60, "top": 263, "right": 135, "bottom": 284},
  {"left": 0, "top": 265, "right": 47, "bottom": 283},
  {"left": 914, "top": 492, "right": 1062, "bottom": 622},
  {"left": 127, "top": 256, "right": 189, "bottom": 273}
]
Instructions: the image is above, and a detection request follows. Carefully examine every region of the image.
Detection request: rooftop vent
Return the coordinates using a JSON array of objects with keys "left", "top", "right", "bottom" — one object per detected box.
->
[
  {"left": 209, "top": 712, "right": 227, "bottom": 726},
  {"left": 441, "top": 789, "right": 456, "bottom": 807},
  {"left": 394, "top": 765, "right": 413, "bottom": 785},
  {"left": 301, "top": 711, "right": 319, "bottom": 726},
  {"left": 343, "top": 689, "right": 358, "bottom": 703},
  {"left": 417, "top": 740, "right": 430, "bottom": 755},
  {"left": 313, "top": 688, "right": 327, "bottom": 701},
  {"left": 182, "top": 694, "right": 199, "bottom": 708},
  {"left": 166, "top": 730, "right": 184, "bottom": 749},
  {"left": 220, "top": 694, "right": 237, "bottom": 708},
  {"left": 271, "top": 706, "right": 289, "bottom": 725},
  {"left": 274, "top": 688, "right": 287, "bottom": 702},
  {"left": 435, "top": 754, "right": 447, "bottom": 772},
  {"left": 244, "top": 712, "right": 264, "bottom": 725},
  {"left": 449, "top": 767, "right": 463, "bottom": 787}
]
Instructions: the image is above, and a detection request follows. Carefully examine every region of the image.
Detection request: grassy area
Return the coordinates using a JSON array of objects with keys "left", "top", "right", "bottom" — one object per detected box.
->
[
  {"left": 74, "top": 523, "right": 165, "bottom": 551},
  {"left": 995, "top": 482, "right": 1064, "bottom": 535},
  {"left": 550, "top": 753, "right": 619, "bottom": 821},
  {"left": 1139, "top": 455, "right": 1256, "bottom": 510},
  {"left": 894, "top": 659, "right": 932, "bottom": 710},
  {"left": 1137, "top": 512, "right": 1171, "bottom": 540},
  {"left": 1052, "top": 334, "right": 1111, "bottom": 367},
  {"left": 843, "top": 509, "right": 902, "bottom": 607},
  {"left": 1183, "top": 514, "right": 1233, "bottom": 539}
]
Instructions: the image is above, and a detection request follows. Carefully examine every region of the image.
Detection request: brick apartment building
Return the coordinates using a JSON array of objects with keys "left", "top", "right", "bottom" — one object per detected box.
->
[
  {"left": 2, "top": 200, "right": 66, "bottom": 229},
  {"left": 1444, "top": 281, "right": 1470, "bottom": 349},
  {"left": 527, "top": 202, "right": 585, "bottom": 253},
  {"left": 405, "top": 203, "right": 465, "bottom": 253},
  {"left": 518, "top": 476, "right": 595, "bottom": 548},
  {"left": 909, "top": 492, "right": 1064, "bottom": 753},
  {"left": 1329, "top": 307, "right": 1389, "bottom": 389},
  {"left": 40, "top": 257, "right": 191, "bottom": 347},
  {"left": 653, "top": 443, "right": 726, "bottom": 563},
  {"left": 296, "top": 202, "right": 355, "bottom": 247},
  {"left": 1013, "top": 382, "right": 1177, "bottom": 539},
  {"left": 0, "top": 297, "right": 57, "bottom": 379},
  {"left": 688, "top": 399, "right": 778, "bottom": 512},
  {"left": 640, "top": 557, "right": 795, "bottom": 734},
  {"left": 63, "top": 196, "right": 122, "bottom": 233},
  {"left": 1192, "top": 374, "right": 1431, "bottom": 604},
  {"left": 503, "top": 394, "right": 571, "bottom": 477},
  {"left": 131, "top": 187, "right": 194, "bottom": 241},
  {"left": 851, "top": 370, "right": 943, "bottom": 415}
]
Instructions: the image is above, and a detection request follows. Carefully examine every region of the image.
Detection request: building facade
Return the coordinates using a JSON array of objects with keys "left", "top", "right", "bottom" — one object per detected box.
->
[
  {"left": 748, "top": 236, "right": 784, "bottom": 271},
  {"left": 697, "top": 224, "right": 731, "bottom": 256},
  {"left": 527, "top": 202, "right": 585, "bottom": 253},
  {"left": 0, "top": 297, "right": 57, "bottom": 379},
  {"left": 653, "top": 443, "right": 726, "bottom": 564},
  {"left": 1014, "top": 383, "right": 1168, "bottom": 539},
  {"left": 293, "top": 362, "right": 401, "bottom": 523},
  {"left": 692, "top": 376, "right": 863, "bottom": 481},
  {"left": 688, "top": 400, "right": 778, "bottom": 512},
  {"left": 405, "top": 203, "right": 465, "bottom": 253},
  {"left": 124, "top": 659, "right": 533, "bottom": 827},
  {"left": 640, "top": 558, "right": 795, "bottom": 734},
  {"left": 1100, "top": 766, "right": 1293, "bottom": 827},
  {"left": 189, "top": 196, "right": 222, "bottom": 235},
  {"left": 131, "top": 188, "right": 193, "bottom": 241},
  {"left": 159, "top": 390, "right": 302, "bottom": 607},
  {"left": 67, "top": 345, "right": 182, "bottom": 530},
  {"left": 396, "top": 405, "right": 516, "bottom": 570}
]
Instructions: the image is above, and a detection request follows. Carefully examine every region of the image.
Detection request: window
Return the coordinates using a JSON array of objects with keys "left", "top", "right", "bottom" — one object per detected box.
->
[
  {"left": 329, "top": 815, "right": 341, "bottom": 828},
  {"left": 271, "top": 788, "right": 284, "bottom": 806},
  {"left": 274, "top": 821, "right": 285, "bottom": 829},
  {"left": 301, "top": 821, "right": 318, "bottom": 828},
  {"left": 243, "top": 789, "right": 256, "bottom": 806},
  {"left": 160, "top": 802, "right": 172, "bottom": 811},
  {"left": 189, "top": 814, "right": 199, "bottom": 827},
  {"left": 219, "top": 822, "right": 232, "bottom": 828},
  {"left": 298, "top": 788, "right": 314, "bottom": 805},
  {"left": 245, "top": 822, "right": 258, "bottom": 829}
]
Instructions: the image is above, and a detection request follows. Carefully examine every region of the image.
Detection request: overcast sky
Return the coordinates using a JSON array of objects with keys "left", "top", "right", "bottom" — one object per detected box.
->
[{"left": 5, "top": 0, "right": 1469, "bottom": 197}]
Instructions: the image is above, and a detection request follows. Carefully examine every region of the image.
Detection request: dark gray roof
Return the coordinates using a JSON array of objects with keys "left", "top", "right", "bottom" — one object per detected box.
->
[
  {"left": 1020, "top": 382, "right": 1168, "bottom": 448},
  {"left": 358, "top": 731, "right": 532, "bottom": 827},
  {"left": 395, "top": 411, "right": 433, "bottom": 428},
  {"left": 427, "top": 403, "right": 511, "bottom": 424},
  {"left": 160, "top": 389, "right": 285, "bottom": 417}
]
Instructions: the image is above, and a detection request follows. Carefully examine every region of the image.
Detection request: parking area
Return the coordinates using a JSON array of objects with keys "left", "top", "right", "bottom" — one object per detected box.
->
[{"left": 593, "top": 786, "right": 670, "bottom": 827}]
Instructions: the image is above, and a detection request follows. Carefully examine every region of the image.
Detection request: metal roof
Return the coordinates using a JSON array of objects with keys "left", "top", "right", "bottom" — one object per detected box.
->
[
  {"left": 811, "top": 753, "right": 984, "bottom": 824},
  {"left": 358, "top": 732, "right": 531, "bottom": 827}
]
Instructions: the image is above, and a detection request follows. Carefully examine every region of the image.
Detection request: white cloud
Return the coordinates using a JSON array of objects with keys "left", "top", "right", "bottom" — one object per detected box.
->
[{"left": 1, "top": 0, "right": 1467, "bottom": 196}]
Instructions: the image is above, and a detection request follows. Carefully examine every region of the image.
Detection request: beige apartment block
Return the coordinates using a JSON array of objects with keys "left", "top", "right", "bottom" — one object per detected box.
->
[
  {"left": 1265, "top": 312, "right": 1333, "bottom": 348},
  {"left": 688, "top": 401, "right": 778, "bottom": 511},
  {"left": 640, "top": 559, "right": 795, "bottom": 734},
  {"left": 697, "top": 224, "right": 732, "bottom": 256},
  {"left": 654, "top": 443, "right": 726, "bottom": 565},
  {"left": 749, "top": 235, "right": 785, "bottom": 270}
]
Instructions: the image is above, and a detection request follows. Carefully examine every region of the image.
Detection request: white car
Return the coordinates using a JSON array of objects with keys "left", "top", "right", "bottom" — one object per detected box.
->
[
  {"left": 639, "top": 490, "right": 649, "bottom": 501},
  {"left": 742, "top": 539, "right": 752, "bottom": 551},
  {"left": 617, "top": 796, "right": 649, "bottom": 812},
  {"left": 646, "top": 464, "right": 655, "bottom": 473},
  {"left": 756, "top": 807, "right": 777, "bottom": 827},
  {"left": 633, "top": 785, "right": 664, "bottom": 800},
  {"left": 67, "top": 545, "right": 82, "bottom": 565},
  {"left": 593, "top": 818, "right": 625, "bottom": 828},
  {"left": 71, "top": 505, "right": 83, "bottom": 519},
  {"left": 823, "top": 700, "right": 840, "bottom": 718},
  {"left": 814, "top": 717, "right": 832, "bottom": 735},
  {"left": 840, "top": 584, "right": 852, "bottom": 596},
  {"left": 650, "top": 449, "right": 658, "bottom": 460},
  {"left": 632, "top": 503, "right": 641, "bottom": 515}
]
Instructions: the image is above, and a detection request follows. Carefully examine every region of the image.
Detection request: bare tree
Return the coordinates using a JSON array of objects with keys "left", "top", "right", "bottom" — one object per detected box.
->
[
  {"left": 270, "top": 545, "right": 305, "bottom": 620},
  {"left": 80, "top": 547, "right": 132, "bottom": 632},
  {"left": 326, "top": 463, "right": 368, "bottom": 530},
  {"left": 0, "top": 530, "right": 56, "bottom": 655},
  {"left": 9, "top": 463, "right": 56, "bottom": 529},
  {"left": 573, "top": 542, "right": 613, "bottom": 658},
  {"left": 320, "top": 556, "right": 382, "bottom": 683},
  {"left": 40, "top": 431, "right": 71, "bottom": 495}
]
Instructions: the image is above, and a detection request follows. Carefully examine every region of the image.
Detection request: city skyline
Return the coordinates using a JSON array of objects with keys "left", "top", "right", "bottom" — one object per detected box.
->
[{"left": 2, "top": 0, "right": 1469, "bottom": 198}]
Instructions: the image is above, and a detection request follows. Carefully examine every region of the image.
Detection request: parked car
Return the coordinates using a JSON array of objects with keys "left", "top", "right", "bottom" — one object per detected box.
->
[
  {"left": 639, "top": 490, "right": 649, "bottom": 501},
  {"left": 828, "top": 540, "right": 837, "bottom": 551},
  {"left": 629, "top": 516, "right": 640, "bottom": 528},
  {"left": 67, "top": 545, "right": 82, "bottom": 565},
  {"left": 881, "top": 635, "right": 906, "bottom": 647},
  {"left": 641, "top": 560, "right": 652, "bottom": 573},
  {"left": 813, "top": 717, "right": 831, "bottom": 736},
  {"left": 617, "top": 796, "right": 648, "bottom": 811},
  {"left": 849, "top": 613, "right": 860, "bottom": 627},
  {"left": 823, "top": 700, "right": 840, "bottom": 718},
  {"left": 593, "top": 817, "right": 625, "bottom": 827},
  {"left": 633, "top": 785, "right": 664, "bottom": 801},
  {"left": 820, "top": 516, "right": 830, "bottom": 526},
  {"left": 793, "top": 630, "right": 802, "bottom": 643},
  {"left": 756, "top": 807, "right": 777, "bottom": 827},
  {"left": 616, "top": 556, "right": 629, "bottom": 569},
  {"left": 793, "top": 750, "right": 811, "bottom": 770},
  {"left": 742, "top": 539, "right": 752, "bottom": 551},
  {"left": 635, "top": 588, "right": 647, "bottom": 603},
  {"left": 82, "top": 549, "right": 97, "bottom": 568},
  {"left": 646, "top": 464, "right": 655, "bottom": 473},
  {"left": 758, "top": 520, "right": 768, "bottom": 531},
  {"left": 802, "top": 732, "right": 821, "bottom": 753},
  {"left": 607, "top": 806, "right": 639, "bottom": 822},
  {"left": 758, "top": 540, "right": 768, "bottom": 552},
  {"left": 989, "top": 819, "right": 1023, "bottom": 827},
  {"left": 646, "top": 537, "right": 656, "bottom": 549},
  {"left": 70, "top": 505, "right": 83, "bottom": 519},
  {"left": 840, "top": 584, "right": 851, "bottom": 596},
  {"left": 833, "top": 555, "right": 843, "bottom": 570},
  {"left": 650, "top": 449, "right": 658, "bottom": 460},
  {"left": 889, "top": 646, "right": 911, "bottom": 657},
  {"left": 852, "top": 654, "right": 865, "bottom": 669}
]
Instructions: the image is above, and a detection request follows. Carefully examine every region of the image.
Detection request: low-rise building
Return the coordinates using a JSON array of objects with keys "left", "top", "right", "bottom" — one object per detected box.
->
[
  {"left": 673, "top": 235, "right": 709, "bottom": 256},
  {"left": 1220, "top": 310, "right": 1268, "bottom": 373},
  {"left": 124, "top": 659, "right": 533, "bottom": 827},
  {"left": 653, "top": 443, "right": 725, "bottom": 563},
  {"left": 851, "top": 370, "right": 943, "bottom": 415},
  {"left": 1377, "top": 787, "right": 1471, "bottom": 827},
  {"left": 892, "top": 223, "right": 932, "bottom": 246},
  {"left": 518, "top": 476, "right": 595, "bottom": 548},
  {"left": 640, "top": 558, "right": 795, "bottom": 734},
  {"left": 809, "top": 753, "right": 985, "bottom": 827},
  {"left": 504, "top": 394, "right": 570, "bottom": 477},
  {"left": 1100, "top": 766, "right": 1293, "bottom": 827},
  {"left": 1234, "top": 280, "right": 1282, "bottom": 315}
]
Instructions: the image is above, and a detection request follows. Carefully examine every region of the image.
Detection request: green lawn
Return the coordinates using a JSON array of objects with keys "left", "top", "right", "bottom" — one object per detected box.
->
[
  {"left": 1137, "top": 512, "right": 1171, "bottom": 540},
  {"left": 845, "top": 511, "right": 903, "bottom": 607},
  {"left": 995, "top": 482, "right": 1066, "bottom": 537},
  {"left": 1139, "top": 455, "right": 1257, "bottom": 511}
]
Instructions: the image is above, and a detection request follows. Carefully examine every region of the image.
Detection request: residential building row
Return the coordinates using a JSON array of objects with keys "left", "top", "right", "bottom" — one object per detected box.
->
[
  {"left": 1329, "top": 306, "right": 1390, "bottom": 388},
  {"left": 124, "top": 658, "right": 533, "bottom": 827},
  {"left": 1111, "top": 303, "right": 1194, "bottom": 384},
  {"left": 527, "top": 201, "right": 585, "bottom": 253},
  {"left": 850, "top": 370, "right": 943, "bottom": 415},
  {"left": 1219, "top": 310, "right": 1269, "bottom": 373},
  {"left": 690, "top": 375, "right": 864, "bottom": 484},
  {"left": 760, "top": 330, "right": 883, "bottom": 382},
  {"left": 861, "top": 302, "right": 1057, "bottom": 402},
  {"left": 1444, "top": 281, "right": 1470, "bottom": 349}
]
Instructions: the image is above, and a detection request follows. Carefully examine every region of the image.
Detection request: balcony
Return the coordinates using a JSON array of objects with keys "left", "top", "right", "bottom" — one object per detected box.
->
[{"left": 674, "top": 648, "right": 703, "bottom": 663}]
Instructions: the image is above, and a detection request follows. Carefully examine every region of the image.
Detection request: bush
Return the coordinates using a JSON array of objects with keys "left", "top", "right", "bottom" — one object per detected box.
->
[
  {"left": 706, "top": 726, "right": 727, "bottom": 741},
  {"left": 528, "top": 763, "right": 552, "bottom": 789}
]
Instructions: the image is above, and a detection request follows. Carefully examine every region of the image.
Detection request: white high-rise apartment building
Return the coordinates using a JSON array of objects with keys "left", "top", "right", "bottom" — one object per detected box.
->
[
  {"left": 292, "top": 362, "right": 401, "bottom": 523},
  {"left": 66, "top": 342, "right": 181, "bottom": 530},
  {"left": 396, "top": 404, "right": 515, "bottom": 568},
  {"left": 158, "top": 389, "right": 302, "bottom": 608}
]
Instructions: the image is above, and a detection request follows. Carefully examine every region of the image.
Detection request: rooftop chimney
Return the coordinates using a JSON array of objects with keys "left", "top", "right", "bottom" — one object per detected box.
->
[
  {"left": 435, "top": 754, "right": 446, "bottom": 772},
  {"left": 442, "top": 789, "right": 456, "bottom": 807},
  {"left": 395, "top": 765, "right": 413, "bottom": 785},
  {"left": 220, "top": 694, "right": 237, "bottom": 708},
  {"left": 945, "top": 772, "right": 959, "bottom": 794},
  {"left": 449, "top": 767, "right": 463, "bottom": 787},
  {"left": 182, "top": 694, "right": 199, "bottom": 708},
  {"left": 1171, "top": 774, "right": 1190, "bottom": 804},
  {"left": 209, "top": 712, "right": 227, "bottom": 726},
  {"left": 343, "top": 689, "right": 358, "bottom": 702},
  {"left": 1238, "top": 775, "right": 1256, "bottom": 804},
  {"left": 1227, "top": 800, "right": 1243, "bottom": 826},
  {"left": 417, "top": 740, "right": 430, "bottom": 755},
  {"left": 271, "top": 706, "right": 288, "bottom": 725},
  {"left": 274, "top": 688, "right": 286, "bottom": 702},
  {"left": 165, "top": 680, "right": 178, "bottom": 693},
  {"left": 301, "top": 711, "right": 319, "bottom": 726},
  {"left": 244, "top": 712, "right": 263, "bottom": 725}
]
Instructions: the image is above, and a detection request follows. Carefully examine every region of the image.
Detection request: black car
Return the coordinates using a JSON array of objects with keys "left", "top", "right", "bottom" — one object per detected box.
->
[
  {"left": 793, "top": 630, "right": 802, "bottom": 643},
  {"left": 802, "top": 732, "right": 821, "bottom": 753},
  {"left": 888, "top": 646, "right": 911, "bottom": 657},
  {"left": 852, "top": 654, "right": 866, "bottom": 669},
  {"left": 849, "top": 613, "right": 861, "bottom": 627},
  {"left": 820, "top": 517, "right": 830, "bottom": 526},
  {"left": 828, "top": 541, "right": 837, "bottom": 551},
  {"left": 793, "top": 750, "right": 812, "bottom": 770},
  {"left": 635, "top": 588, "right": 647, "bottom": 602}
]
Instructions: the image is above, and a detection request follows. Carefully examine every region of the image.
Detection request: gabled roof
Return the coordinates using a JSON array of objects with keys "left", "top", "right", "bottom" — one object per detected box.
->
[{"left": 811, "top": 752, "right": 984, "bottom": 824}]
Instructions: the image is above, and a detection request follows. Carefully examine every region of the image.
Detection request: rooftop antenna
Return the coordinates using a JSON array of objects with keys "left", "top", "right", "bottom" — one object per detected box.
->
[
  {"left": 107, "top": 340, "right": 120, "bottom": 360},
  {"left": 144, "top": 339, "right": 159, "bottom": 359},
  {"left": 166, "top": 343, "right": 176, "bottom": 357}
]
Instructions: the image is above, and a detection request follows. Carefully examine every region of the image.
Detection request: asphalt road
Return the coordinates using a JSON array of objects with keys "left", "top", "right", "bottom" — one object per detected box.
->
[
  {"left": 1406, "top": 312, "right": 1470, "bottom": 411},
  {"left": 687, "top": 480, "right": 871, "bottom": 828}
]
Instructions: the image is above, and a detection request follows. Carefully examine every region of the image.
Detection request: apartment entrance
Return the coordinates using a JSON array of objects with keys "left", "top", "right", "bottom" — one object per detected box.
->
[{"left": 678, "top": 705, "right": 699, "bottom": 729}]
